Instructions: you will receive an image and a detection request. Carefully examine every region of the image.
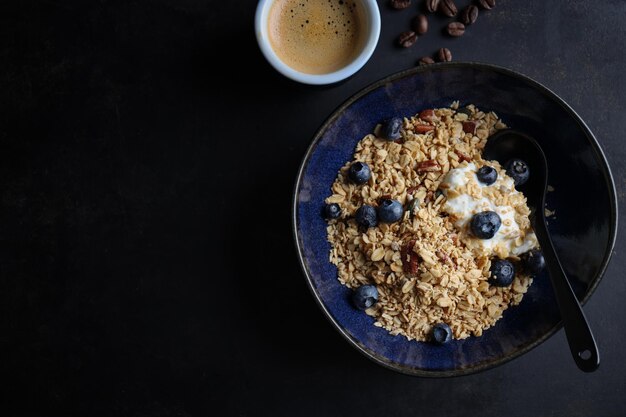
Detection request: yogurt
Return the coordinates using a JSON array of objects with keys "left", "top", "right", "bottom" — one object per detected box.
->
[{"left": 440, "top": 162, "right": 538, "bottom": 257}]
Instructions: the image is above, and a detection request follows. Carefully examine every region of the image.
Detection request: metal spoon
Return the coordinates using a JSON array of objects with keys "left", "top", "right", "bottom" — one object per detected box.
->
[{"left": 483, "top": 129, "right": 599, "bottom": 372}]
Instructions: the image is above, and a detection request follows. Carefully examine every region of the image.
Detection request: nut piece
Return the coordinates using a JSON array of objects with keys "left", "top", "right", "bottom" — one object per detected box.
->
[
  {"left": 411, "top": 14, "right": 428, "bottom": 35},
  {"left": 460, "top": 5, "right": 479, "bottom": 25},
  {"left": 416, "top": 159, "right": 441, "bottom": 173},
  {"left": 455, "top": 150, "right": 471, "bottom": 162},
  {"left": 446, "top": 22, "right": 465, "bottom": 37},
  {"left": 397, "top": 31, "right": 418, "bottom": 48},
  {"left": 415, "top": 124, "right": 435, "bottom": 133},
  {"left": 439, "top": 0, "right": 457, "bottom": 17},
  {"left": 426, "top": 0, "right": 440, "bottom": 13},
  {"left": 437, "top": 47, "right": 452, "bottom": 62},
  {"left": 478, "top": 0, "right": 496, "bottom": 10},
  {"left": 390, "top": 0, "right": 412, "bottom": 9},
  {"left": 419, "top": 109, "right": 437, "bottom": 122},
  {"left": 418, "top": 56, "right": 435, "bottom": 66}
]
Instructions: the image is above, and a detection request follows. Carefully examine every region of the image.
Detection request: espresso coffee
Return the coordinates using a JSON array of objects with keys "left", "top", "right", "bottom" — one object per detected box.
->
[{"left": 268, "top": 0, "right": 365, "bottom": 75}]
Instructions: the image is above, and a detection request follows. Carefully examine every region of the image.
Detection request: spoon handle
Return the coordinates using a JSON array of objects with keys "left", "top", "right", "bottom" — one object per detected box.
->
[{"left": 535, "top": 215, "right": 600, "bottom": 372}]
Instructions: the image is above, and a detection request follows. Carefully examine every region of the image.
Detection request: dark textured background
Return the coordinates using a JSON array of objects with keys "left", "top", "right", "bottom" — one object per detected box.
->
[{"left": 1, "top": 0, "right": 625, "bottom": 416}]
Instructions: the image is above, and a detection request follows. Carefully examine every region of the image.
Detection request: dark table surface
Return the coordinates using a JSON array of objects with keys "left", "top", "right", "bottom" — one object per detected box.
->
[{"left": 1, "top": 0, "right": 625, "bottom": 416}]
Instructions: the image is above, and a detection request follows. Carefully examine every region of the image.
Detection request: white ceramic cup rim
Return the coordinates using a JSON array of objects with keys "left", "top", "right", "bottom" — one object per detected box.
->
[{"left": 255, "top": 0, "right": 381, "bottom": 85}]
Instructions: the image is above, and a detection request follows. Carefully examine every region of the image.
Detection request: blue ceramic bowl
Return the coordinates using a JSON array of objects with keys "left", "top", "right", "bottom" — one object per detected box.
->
[{"left": 293, "top": 63, "right": 617, "bottom": 376}]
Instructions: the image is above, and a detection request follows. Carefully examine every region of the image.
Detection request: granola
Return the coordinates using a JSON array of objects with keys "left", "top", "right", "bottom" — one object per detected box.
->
[{"left": 324, "top": 103, "right": 538, "bottom": 341}]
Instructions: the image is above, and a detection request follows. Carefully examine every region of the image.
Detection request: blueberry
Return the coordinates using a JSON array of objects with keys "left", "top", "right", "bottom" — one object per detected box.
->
[
  {"left": 348, "top": 162, "right": 371, "bottom": 185},
  {"left": 380, "top": 117, "right": 403, "bottom": 141},
  {"left": 489, "top": 258, "right": 515, "bottom": 287},
  {"left": 352, "top": 284, "right": 378, "bottom": 310},
  {"left": 504, "top": 159, "right": 530, "bottom": 186},
  {"left": 355, "top": 205, "right": 378, "bottom": 228},
  {"left": 470, "top": 211, "right": 501, "bottom": 239},
  {"left": 431, "top": 323, "right": 453, "bottom": 344},
  {"left": 476, "top": 166, "right": 497, "bottom": 185},
  {"left": 377, "top": 199, "right": 403, "bottom": 223},
  {"left": 523, "top": 249, "right": 546, "bottom": 274},
  {"left": 324, "top": 203, "right": 341, "bottom": 219}
]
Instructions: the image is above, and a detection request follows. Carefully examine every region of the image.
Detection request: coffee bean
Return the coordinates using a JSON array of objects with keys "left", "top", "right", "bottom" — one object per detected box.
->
[
  {"left": 390, "top": 0, "right": 411, "bottom": 9},
  {"left": 411, "top": 14, "right": 428, "bottom": 35},
  {"left": 426, "top": 0, "right": 440, "bottom": 13},
  {"left": 477, "top": 0, "right": 495, "bottom": 10},
  {"left": 461, "top": 5, "right": 478, "bottom": 25},
  {"left": 437, "top": 47, "right": 452, "bottom": 62},
  {"left": 446, "top": 22, "right": 465, "bottom": 37},
  {"left": 398, "top": 31, "right": 418, "bottom": 48},
  {"left": 439, "top": 0, "right": 457, "bottom": 17},
  {"left": 418, "top": 56, "right": 435, "bottom": 65}
]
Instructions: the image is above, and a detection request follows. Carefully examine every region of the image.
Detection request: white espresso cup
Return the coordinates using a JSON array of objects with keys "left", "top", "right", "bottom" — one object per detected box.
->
[{"left": 255, "top": 0, "right": 381, "bottom": 85}]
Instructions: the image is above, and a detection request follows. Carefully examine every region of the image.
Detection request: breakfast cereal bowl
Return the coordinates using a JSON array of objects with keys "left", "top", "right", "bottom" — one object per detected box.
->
[{"left": 292, "top": 62, "right": 617, "bottom": 376}]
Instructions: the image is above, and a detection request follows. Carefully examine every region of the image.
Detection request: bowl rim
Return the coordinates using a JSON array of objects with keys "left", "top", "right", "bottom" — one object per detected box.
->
[{"left": 291, "top": 62, "right": 618, "bottom": 377}]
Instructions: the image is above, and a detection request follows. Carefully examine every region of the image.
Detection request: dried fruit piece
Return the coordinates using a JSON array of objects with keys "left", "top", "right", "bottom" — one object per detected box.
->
[
  {"left": 462, "top": 120, "right": 477, "bottom": 134},
  {"left": 401, "top": 240, "right": 419, "bottom": 275}
]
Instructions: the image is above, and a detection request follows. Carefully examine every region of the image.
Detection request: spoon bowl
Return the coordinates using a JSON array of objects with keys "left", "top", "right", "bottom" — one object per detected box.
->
[{"left": 482, "top": 130, "right": 547, "bottom": 213}]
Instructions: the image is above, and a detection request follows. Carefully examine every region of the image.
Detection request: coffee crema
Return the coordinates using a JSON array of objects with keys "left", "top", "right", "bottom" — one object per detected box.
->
[{"left": 268, "top": 0, "right": 365, "bottom": 75}]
